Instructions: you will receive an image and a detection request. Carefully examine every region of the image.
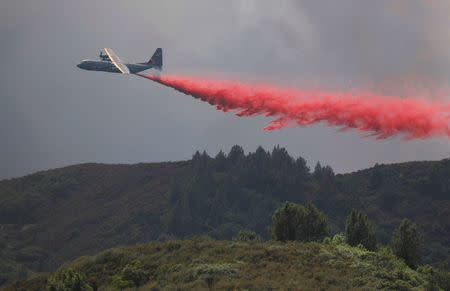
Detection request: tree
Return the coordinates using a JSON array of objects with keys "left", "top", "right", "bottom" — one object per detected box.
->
[
  {"left": 271, "top": 201, "right": 329, "bottom": 242},
  {"left": 345, "top": 209, "right": 377, "bottom": 251},
  {"left": 272, "top": 202, "right": 300, "bottom": 241},
  {"left": 313, "top": 162, "right": 323, "bottom": 179},
  {"left": 228, "top": 145, "right": 244, "bottom": 164},
  {"left": 299, "top": 202, "right": 330, "bottom": 242},
  {"left": 390, "top": 219, "right": 423, "bottom": 268},
  {"left": 214, "top": 150, "right": 227, "bottom": 171},
  {"left": 295, "top": 157, "right": 310, "bottom": 176}
]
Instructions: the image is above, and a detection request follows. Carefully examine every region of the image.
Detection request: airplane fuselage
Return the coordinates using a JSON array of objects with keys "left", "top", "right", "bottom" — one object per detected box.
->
[{"left": 77, "top": 60, "right": 155, "bottom": 74}]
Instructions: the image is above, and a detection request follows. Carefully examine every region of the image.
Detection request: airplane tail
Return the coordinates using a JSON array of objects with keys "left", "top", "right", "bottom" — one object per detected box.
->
[{"left": 148, "top": 48, "right": 162, "bottom": 71}]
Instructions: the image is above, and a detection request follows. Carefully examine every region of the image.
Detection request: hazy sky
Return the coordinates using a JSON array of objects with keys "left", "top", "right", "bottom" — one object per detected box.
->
[{"left": 1, "top": 0, "right": 449, "bottom": 179}]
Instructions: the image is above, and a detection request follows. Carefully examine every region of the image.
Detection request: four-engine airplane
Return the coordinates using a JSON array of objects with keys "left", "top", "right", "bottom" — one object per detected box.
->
[{"left": 77, "top": 48, "right": 162, "bottom": 74}]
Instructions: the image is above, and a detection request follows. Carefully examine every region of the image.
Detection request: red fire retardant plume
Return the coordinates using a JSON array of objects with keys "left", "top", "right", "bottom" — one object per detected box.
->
[{"left": 138, "top": 74, "right": 450, "bottom": 140}]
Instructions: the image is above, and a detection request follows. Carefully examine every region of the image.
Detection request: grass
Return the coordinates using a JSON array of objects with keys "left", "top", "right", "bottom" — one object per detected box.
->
[{"left": 5, "top": 236, "right": 446, "bottom": 291}]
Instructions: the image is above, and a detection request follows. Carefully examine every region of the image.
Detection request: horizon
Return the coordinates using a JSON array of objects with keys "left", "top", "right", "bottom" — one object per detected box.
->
[
  {"left": 2, "top": 145, "right": 448, "bottom": 181},
  {"left": 1, "top": 1, "right": 449, "bottom": 179}
]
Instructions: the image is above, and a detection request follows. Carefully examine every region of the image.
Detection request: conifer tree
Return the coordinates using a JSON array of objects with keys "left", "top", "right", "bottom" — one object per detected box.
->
[
  {"left": 228, "top": 145, "right": 244, "bottom": 164},
  {"left": 272, "top": 201, "right": 329, "bottom": 242},
  {"left": 390, "top": 219, "right": 423, "bottom": 268},
  {"left": 345, "top": 209, "right": 377, "bottom": 251}
]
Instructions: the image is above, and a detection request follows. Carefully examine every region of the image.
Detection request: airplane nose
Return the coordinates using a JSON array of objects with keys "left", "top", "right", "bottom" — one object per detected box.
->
[{"left": 77, "top": 63, "right": 82, "bottom": 68}]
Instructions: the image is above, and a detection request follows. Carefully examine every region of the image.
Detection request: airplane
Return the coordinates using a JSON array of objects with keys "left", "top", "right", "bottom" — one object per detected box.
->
[
  {"left": 99, "top": 51, "right": 111, "bottom": 62},
  {"left": 77, "top": 48, "right": 162, "bottom": 74}
]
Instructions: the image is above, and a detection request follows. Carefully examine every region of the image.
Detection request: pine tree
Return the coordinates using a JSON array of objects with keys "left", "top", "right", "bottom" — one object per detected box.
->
[
  {"left": 345, "top": 209, "right": 377, "bottom": 251},
  {"left": 272, "top": 202, "right": 301, "bottom": 241},
  {"left": 271, "top": 201, "right": 329, "bottom": 242},
  {"left": 227, "top": 145, "right": 244, "bottom": 165},
  {"left": 390, "top": 219, "right": 423, "bottom": 268},
  {"left": 214, "top": 150, "right": 227, "bottom": 171},
  {"left": 299, "top": 202, "right": 330, "bottom": 242}
]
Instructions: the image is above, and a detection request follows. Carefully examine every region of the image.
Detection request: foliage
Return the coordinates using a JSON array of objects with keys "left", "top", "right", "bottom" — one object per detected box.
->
[
  {"left": 345, "top": 209, "right": 377, "bottom": 251},
  {"left": 332, "top": 233, "right": 346, "bottom": 245},
  {"left": 390, "top": 219, "right": 423, "bottom": 268},
  {"left": 232, "top": 230, "right": 261, "bottom": 242},
  {"left": 110, "top": 259, "right": 148, "bottom": 289},
  {"left": 7, "top": 238, "right": 444, "bottom": 291},
  {"left": 271, "top": 202, "right": 299, "bottom": 241},
  {"left": 0, "top": 146, "right": 449, "bottom": 287},
  {"left": 272, "top": 201, "right": 329, "bottom": 242},
  {"left": 417, "top": 263, "right": 450, "bottom": 291},
  {"left": 46, "top": 269, "right": 92, "bottom": 291}
]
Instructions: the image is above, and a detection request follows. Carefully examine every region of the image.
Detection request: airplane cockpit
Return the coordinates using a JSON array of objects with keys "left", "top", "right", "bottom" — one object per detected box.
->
[{"left": 99, "top": 52, "right": 111, "bottom": 62}]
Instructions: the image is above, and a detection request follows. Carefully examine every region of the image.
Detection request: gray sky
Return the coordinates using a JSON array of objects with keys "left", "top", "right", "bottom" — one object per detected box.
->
[{"left": 1, "top": 0, "right": 449, "bottom": 179}]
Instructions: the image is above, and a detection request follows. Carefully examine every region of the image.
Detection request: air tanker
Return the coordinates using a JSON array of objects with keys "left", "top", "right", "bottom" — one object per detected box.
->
[{"left": 77, "top": 48, "right": 162, "bottom": 74}]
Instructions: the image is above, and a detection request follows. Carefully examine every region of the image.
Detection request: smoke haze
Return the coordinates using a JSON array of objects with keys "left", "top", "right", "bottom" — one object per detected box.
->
[{"left": 1, "top": 0, "right": 449, "bottom": 178}]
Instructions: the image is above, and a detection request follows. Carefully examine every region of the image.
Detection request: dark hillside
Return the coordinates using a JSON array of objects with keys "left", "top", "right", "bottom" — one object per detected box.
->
[
  {"left": 0, "top": 147, "right": 448, "bottom": 287},
  {"left": 337, "top": 160, "right": 450, "bottom": 264},
  {"left": 0, "top": 162, "right": 190, "bottom": 285}
]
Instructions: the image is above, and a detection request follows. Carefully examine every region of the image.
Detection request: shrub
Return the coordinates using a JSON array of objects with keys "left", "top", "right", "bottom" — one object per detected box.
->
[
  {"left": 418, "top": 263, "right": 450, "bottom": 291},
  {"left": 110, "top": 275, "right": 134, "bottom": 289},
  {"left": 47, "top": 269, "right": 92, "bottom": 291},
  {"left": 322, "top": 237, "right": 331, "bottom": 244},
  {"left": 232, "top": 230, "right": 262, "bottom": 242},
  {"left": 390, "top": 219, "right": 423, "bottom": 268},
  {"left": 121, "top": 260, "right": 147, "bottom": 286},
  {"left": 345, "top": 209, "right": 377, "bottom": 251},
  {"left": 332, "top": 233, "right": 345, "bottom": 245},
  {"left": 110, "top": 260, "right": 148, "bottom": 289}
]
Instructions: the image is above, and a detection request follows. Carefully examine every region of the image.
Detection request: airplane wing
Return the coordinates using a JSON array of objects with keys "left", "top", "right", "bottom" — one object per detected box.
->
[{"left": 104, "top": 48, "right": 130, "bottom": 74}]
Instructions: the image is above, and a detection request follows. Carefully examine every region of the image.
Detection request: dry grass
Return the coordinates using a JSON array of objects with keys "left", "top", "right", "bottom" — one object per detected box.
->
[{"left": 5, "top": 237, "right": 442, "bottom": 290}]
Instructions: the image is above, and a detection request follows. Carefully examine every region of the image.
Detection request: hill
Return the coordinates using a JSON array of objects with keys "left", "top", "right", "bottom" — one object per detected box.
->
[
  {"left": 0, "top": 146, "right": 449, "bottom": 286},
  {"left": 0, "top": 162, "right": 189, "bottom": 286},
  {"left": 4, "top": 237, "right": 448, "bottom": 290}
]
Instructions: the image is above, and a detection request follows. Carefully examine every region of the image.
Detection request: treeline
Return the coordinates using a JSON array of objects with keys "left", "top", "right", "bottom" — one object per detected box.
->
[
  {"left": 163, "top": 145, "right": 449, "bottom": 266},
  {"left": 0, "top": 145, "right": 448, "bottom": 287},
  {"left": 270, "top": 201, "right": 423, "bottom": 268},
  {"left": 165, "top": 145, "right": 342, "bottom": 240}
]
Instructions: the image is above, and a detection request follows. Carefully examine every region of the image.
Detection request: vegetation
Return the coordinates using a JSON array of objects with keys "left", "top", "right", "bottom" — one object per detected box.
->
[
  {"left": 272, "top": 201, "right": 329, "bottom": 242},
  {"left": 46, "top": 269, "right": 92, "bottom": 291},
  {"left": 345, "top": 209, "right": 377, "bottom": 251},
  {"left": 4, "top": 200, "right": 449, "bottom": 290},
  {"left": 232, "top": 230, "right": 261, "bottom": 242},
  {"left": 0, "top": 145, "right": 449, "bottom": 287},
  {"left": 6, "top": 236, "right": 450, "bottom": 291},
  {"left": 391, "top": 219, "right": 424, "bottom": 269}
]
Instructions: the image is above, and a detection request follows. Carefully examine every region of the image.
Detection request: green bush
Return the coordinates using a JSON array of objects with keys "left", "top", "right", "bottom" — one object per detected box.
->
[
  {"left": 332, "top": 233, "right": 345, "bottom": 245},
  {"left": 232, "top": 230, "right": 262, "bottom": 242},
  {"left": 418, "top": 263, "right": 450, "bottom": 291},
  {"left": 121, "top": 260, "right": 147, "bottom": 286},
  {"left": 110, "top": 260, "right": 148, "bottom": 289},
  {"left": 46, "top": 269, "right": 92, "bottom": 291},
  {"left": 110, "top": 275, "right": 134, "bottom": 289}
]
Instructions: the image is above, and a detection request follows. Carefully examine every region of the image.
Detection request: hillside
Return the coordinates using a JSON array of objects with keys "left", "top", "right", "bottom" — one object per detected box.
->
[
  {"left": 0, "top": 146, "right": 449, "bottom": 287},
  {"left": 0, "top": 162, "right": 189, "bottom": 286},
  {"left": 5, "top": 237, "right": 448, "bottom": 290}
]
